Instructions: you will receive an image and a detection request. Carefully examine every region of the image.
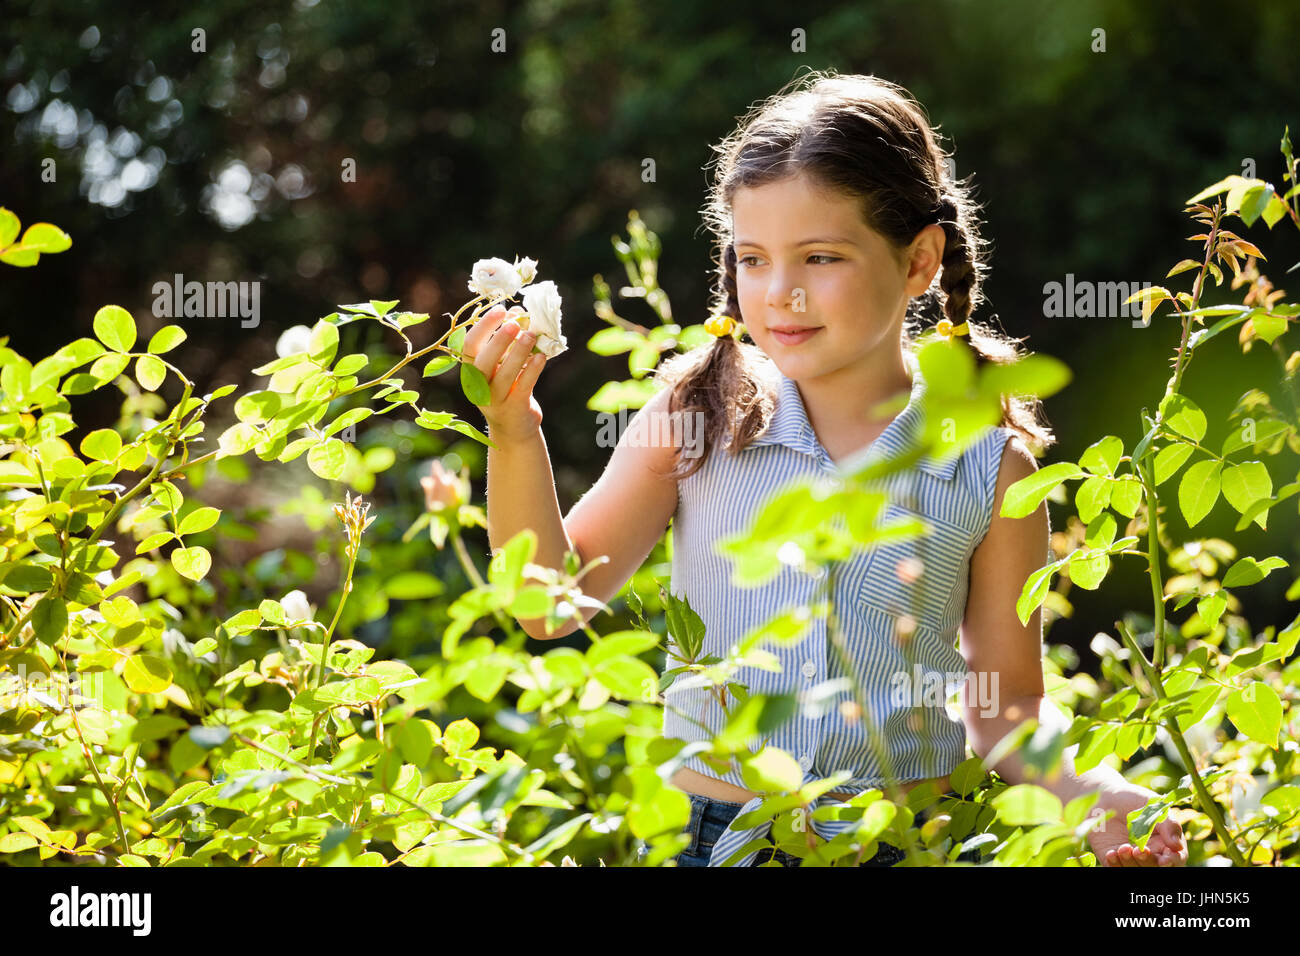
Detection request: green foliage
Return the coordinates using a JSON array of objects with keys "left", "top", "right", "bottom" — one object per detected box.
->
[{"left": 4, "top": 131, "right": 1300, "bottom": 869}]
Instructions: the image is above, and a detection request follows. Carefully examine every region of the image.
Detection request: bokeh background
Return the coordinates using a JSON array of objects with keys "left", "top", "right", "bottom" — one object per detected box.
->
[{"left": 4, "top": 0, "right": 1299, "bottom": 664}]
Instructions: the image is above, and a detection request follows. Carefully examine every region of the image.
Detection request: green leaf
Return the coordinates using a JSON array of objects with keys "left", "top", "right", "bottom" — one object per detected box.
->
[
  {"left": 218, "top": 422, "right": 261, "bottom": 457},
  {"left": 384, "top": 571, "right": 444, "bottom": 600},
  {"left": 1152, "top": 443, "right": 1194, "bottom": 484},
  {"left": 325, "top": 407, "right": 373, "bottom": 437},
  {"left": 123, "top": 654, "right": 174, "bottom": 694},
  {"left": 2, "top": 564, "right": 54, "bottom": 592},
  {"left": 422, "top": 354, "right": 456, "bottom": 377},
  {"left": 80, "top": 428, "right": 122, "bottom": 461},
  {"left": 259, "top": 598, "right": 288, "bottom": 624},
  {"left": 740, "top": 747, "right": 803, "bottom": 793},
  {"left": 592, "top": 654, "right": 658, "bottom": 700},
  {"left": 88, "top": 352, "right": 129, "bottom": 385},
  {"left": 1109, "top": 476, "right": 1143, "bottom": 517},
  {"left": 316, "top": 677, "right": 381, "bottom": 706},
  {"left": 992, "top": 784, "right": 1063, "bottom": 826},
  {"left": 21, "top": 222, "right": 71, "bottom": 253},
  {"left": 31, "top": 595, "right": 68, "bottom": 645},
  {"left": 1016, "top": 563, "right": 1058, "bottom": 626},
  {"left": 1068, "top": 550, "right": 1110, "bottom": 590},
  {"left": 1221, "top": 461, "right": 1272, "bottom": 528},
  {"left": 148, "top": 325, "right": 187, "bottom": 354},
  {"left": 1225, "top": 682, "right": 1282, "bottom": 748},
  {"left": 1000, "top": 462, "right": 1083, "bottom": 519},
  {"left": 93, "top": 305, "right": 137, "bottom": 353},
  {"left": 135, "top": 354, "right": 166, "bottom": 391},
  {"left": 662, "top": 588, "right": 706, "bottom": 660},
  {"left": 308, "top": 320, "right": 340, "bottom": 366},
  {"left": 1075, "top": 475, "right": 1111, "bottom": 523},
  {"left": 171, "top": 546, "right": 211, "bottom": 582},
  {"left": 0, "top": 243, "right": 39, "bottom": 266},
  {"left": 0, "top": 833, "right": 39, "bottom": 853},
  {"left": 0, "top": 207, "right": 19, "bottom": 247},
  {"left": 1197, "top": 591, "right": 1228, "bottom": 631},
  {"left": 1083, "top": 512, "right": 1117, "bottom": 548},
  {"left": 1252, "top": 312, "right": 1288, "bottom": 344},
  {"left": 307, "top": 438, "right": 347, "bottom": 480},
  {"left": 234, "top": 390, "right": 284, "bottom": 424},
  {"left": 488, "top": 530, "right": 536, "bottom": 594},
  {"left": 333, "top": 353, "right": 369, "bottom": 376},
  {"left": 1178, "top": 459, "right": 1222, "bottom": 528},
  {"left": 509, "top": 586, "right": 552, "bottom": 619},
  {"left": 1221, "top": 555, "right": 1288, "bottom": 589},
  {"left": 1078, "top": 436, "right": 1122, "bottom": 476},
  {"left": 979, "top": 353, "right": 1072, "bottom": 401},
  {"left": 460, "top": 362, "right": 492, "bottom": 406},
  {"left": 1160, "top": 394, "right": 1207, "bottom": 443},
  {"left": 178, "top": 506, "right": 221, "bottom": 536},
  {"left": 916, "top": 336, "right": 975, "bottom": 397},
  {"left": 446, "top": 418, "right": 495, "bottom": 447},
  {"left": 586, "top": 327, "right": 643, "bottom": 356}
]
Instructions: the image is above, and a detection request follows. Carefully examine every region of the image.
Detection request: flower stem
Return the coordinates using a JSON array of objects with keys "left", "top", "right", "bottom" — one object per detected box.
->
[
  {"left": 306, "top": 543, "right": 359, "bottom": 761},
  {"left": 1115, "top": 621, "right": 1247, "bottom": 866}
]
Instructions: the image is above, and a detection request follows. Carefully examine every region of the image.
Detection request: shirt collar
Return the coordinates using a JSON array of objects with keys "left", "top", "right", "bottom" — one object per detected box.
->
[{"left": 749, "top": 360, "right": 958, "bottom": 480}]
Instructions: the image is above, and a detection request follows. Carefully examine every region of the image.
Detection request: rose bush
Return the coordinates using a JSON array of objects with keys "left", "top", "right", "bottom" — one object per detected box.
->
[{"left": 0, "top": 130, "right": 1297, "bottom": 866}]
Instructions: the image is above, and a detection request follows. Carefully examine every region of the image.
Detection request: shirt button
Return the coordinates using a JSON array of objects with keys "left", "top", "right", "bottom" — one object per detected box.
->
[
  {"left": 801, "top": 660, "right": 816, "bottom": 678},
  {"left": 798, "top": 753, "right": 813, "bottom": 771}
]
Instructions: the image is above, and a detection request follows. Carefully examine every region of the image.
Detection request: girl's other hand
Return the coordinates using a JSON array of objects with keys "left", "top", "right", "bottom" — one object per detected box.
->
[
  {"left": 1088, "top": 786, "right": 1188, "bottom": 867},
  {"left": 461, "top": 303, "right": 548, "bottom": 441}
]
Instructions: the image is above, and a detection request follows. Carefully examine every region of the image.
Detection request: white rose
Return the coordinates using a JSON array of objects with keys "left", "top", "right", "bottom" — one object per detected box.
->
[
  {"left": 275, "top": 324, "right": 314, "bottom": 358},
  {"left": 281, "top": 589, "right": 313, "bottom": 624},
  {"left": 513, "top": 255, "right": 538, "bottom": 286},
  {"left": 520, "top": 280, "right": 567, "bottom": 358},
  {"left": 468, "top": 257, "right": 524, "bottom": 301}
]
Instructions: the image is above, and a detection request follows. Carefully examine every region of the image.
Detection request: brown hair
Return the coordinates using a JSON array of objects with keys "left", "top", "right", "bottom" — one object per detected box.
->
[{"left": 657, "top": 69, "right": 1056, "bottom": 478}]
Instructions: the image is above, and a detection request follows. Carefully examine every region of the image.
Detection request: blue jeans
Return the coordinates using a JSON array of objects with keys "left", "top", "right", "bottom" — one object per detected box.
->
[{"left": 651, "top": 791, "right": 980, "bottom": 867}]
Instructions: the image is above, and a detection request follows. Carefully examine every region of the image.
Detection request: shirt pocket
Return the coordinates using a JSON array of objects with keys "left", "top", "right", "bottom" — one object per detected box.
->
[{"left": 854, "top": 502, "right": 969, "bottom": 630}]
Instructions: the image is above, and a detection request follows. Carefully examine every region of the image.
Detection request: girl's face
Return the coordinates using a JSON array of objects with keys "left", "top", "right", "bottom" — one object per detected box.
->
[{"left": 730, "top": 172, "right": 942, "bottom": 386}]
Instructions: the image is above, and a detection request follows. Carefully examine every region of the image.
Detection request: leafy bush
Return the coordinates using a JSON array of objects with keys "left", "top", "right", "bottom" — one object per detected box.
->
[{"left": 1, "top": 130, "right": 1298, "bottom": 867}]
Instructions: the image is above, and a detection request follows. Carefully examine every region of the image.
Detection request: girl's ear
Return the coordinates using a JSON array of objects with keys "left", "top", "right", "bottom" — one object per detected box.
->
[{"left": 905, "top": 224, "right": 945, "bottom": 294}]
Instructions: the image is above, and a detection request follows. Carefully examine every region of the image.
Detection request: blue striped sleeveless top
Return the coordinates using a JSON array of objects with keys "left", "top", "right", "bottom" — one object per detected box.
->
[{"left": 663, "top": 353, "right": 1018, "bottom": 866}]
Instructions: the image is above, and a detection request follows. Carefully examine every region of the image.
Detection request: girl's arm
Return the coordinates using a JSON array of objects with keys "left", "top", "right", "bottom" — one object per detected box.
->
[
  {"left": 958, "top": 435, "right": 1187, "bottom": 867},
  {"left": 486, "top": 389, "right": 679, "bottom": 640}
]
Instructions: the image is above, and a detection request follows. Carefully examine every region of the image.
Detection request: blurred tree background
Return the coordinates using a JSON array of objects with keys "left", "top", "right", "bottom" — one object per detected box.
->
[{"left": 4, "top": 0, "right": 1299, "bottom": 664}]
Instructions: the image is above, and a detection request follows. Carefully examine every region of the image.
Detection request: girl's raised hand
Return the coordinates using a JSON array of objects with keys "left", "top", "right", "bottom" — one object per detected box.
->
[{"left": 461, "top": 303, "right": 548, "bottom": 440}]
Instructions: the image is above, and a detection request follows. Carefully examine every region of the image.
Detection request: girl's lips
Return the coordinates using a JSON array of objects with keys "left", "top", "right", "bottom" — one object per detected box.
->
[{"left": 769, "top": 327, "right": 822, "bottom": 346}]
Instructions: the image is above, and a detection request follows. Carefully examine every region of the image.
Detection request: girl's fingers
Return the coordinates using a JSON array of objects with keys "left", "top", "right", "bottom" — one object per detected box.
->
[
  {"left": 511, "top": 351, "right": 547, "bottom": 399},
  {"left": 463, "top": 305, "right": 508, "bottom": 359},
  {"left": 1154, "top": 821, "right": 1185, "bottom": 849},
  {"left": 473, "top": 319, "right": 520, "bottom": 377},
  {"left": 491, "top": 331, "right": 537, "bottom": 403}
]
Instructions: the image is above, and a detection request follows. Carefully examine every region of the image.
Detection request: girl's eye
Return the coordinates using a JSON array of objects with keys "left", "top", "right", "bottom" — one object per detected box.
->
[{"left": 737, "top": 255, "right": 838, "bottom": 266}]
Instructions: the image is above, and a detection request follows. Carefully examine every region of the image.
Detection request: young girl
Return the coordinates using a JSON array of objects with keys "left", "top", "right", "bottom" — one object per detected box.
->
[{"left": 434, "top": 70, "right": 1188, "bottom": 868}]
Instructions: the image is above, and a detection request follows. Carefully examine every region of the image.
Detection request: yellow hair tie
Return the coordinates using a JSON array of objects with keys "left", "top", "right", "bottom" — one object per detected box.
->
[
  {"left": 704, "top": 313, "right": 736, "bottom": 337},
  {"left": 935, "top": 319, "right": 968, "bottom": 339}
]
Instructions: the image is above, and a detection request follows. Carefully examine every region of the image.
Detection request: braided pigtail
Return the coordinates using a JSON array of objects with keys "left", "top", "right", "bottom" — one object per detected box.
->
[{"left": 657, "top": 243, "right": 776, "bottom": 479}]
